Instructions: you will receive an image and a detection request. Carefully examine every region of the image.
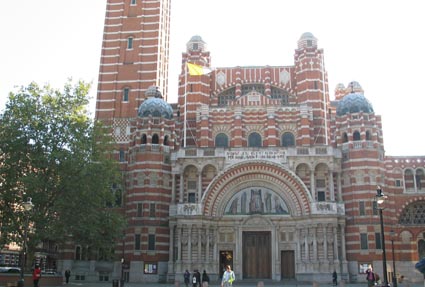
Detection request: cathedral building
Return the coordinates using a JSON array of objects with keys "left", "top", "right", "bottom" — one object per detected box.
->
[{"left": 59, "top": 0, "right": 425, "bottom": 284}]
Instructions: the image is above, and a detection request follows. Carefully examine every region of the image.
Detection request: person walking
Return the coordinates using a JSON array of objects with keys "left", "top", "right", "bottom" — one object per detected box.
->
[
  {"left": 65, "top": 269, "right": 71, "bottom": 284},
  {"left": 202, "top": 270, "right": 210, "bottom": 287},
  {"left": 366, "top": 265, "right": 376, "bottom": 287},
  {"left": 184, "top": 270, "right": 190, "bottom": 287},
  {"left": 192, "top": 270, "right": 200, "bottom": 287},
  {"left": 221, "top": 265, "right": 235, "bottom": 287},
  {"left": 332, "top": 270, "right": 338, "bottom": 286},
  {"left": 196, "top": 270, "right": 201, "bottom": 287},
  {"left": 32, "top": 265, "right": 41, "bottom": 287}
]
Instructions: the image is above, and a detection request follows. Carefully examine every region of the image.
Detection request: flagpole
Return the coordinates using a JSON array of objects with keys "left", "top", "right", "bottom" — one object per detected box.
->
[{"left": 184, "top": 62, "right": 187, "bottom": 148}]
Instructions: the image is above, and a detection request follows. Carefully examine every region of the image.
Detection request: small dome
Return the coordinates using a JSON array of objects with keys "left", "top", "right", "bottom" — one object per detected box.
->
[
  {"left": 336, "top": 93, "right": 374, "bottom": 116},
  {"left": 189, "top": 35, "right": 206, "bottom": 43},
  {"left": 298, "top": 32, "right": 317, "bottom": 49},
  {"left": 300, "top": 32, "right": 315, "bottom": 40},
  {"left": 346, "top": 81, "right": 364, "bottom": 94},
  {"left": 335, "top": 83, "right": 345, "bottom": 91},
  {"left": 145, "top": 85, "right": 163, "bottom": 99},
  {"left": 138, "top": 86, "right": 173, "bottom": 119},
  {"left": 186, "top": 35, "right": 208, "bottom": 52}
]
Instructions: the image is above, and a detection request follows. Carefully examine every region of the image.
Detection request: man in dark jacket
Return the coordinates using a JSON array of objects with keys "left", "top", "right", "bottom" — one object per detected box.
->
[
  {"left": 196, "top": 270, "right": 201, "bottom": 287},
  {"left": 192, "top": 270, "right": 200, "bottom": 287},
  {"left": 184, "top": 270, "right": 190, "bottom": 287},
  {"left": 202, "top": 270, "right": 210, "bottom": 287}
]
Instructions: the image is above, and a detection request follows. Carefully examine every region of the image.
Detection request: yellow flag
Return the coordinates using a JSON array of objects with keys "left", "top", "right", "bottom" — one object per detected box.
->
[{"left": 187, "top": 63, "right": 212, "bottom": 76}]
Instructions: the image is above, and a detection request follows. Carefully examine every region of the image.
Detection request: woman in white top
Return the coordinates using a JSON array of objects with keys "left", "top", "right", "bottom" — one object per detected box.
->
[{"left": 221, "top": 265, "right": 235, "bottom": 287}]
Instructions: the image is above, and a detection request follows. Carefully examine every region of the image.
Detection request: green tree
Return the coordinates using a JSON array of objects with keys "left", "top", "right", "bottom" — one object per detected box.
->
[{"left": 0, "top": 81, "right": 126, "bottom": 259}]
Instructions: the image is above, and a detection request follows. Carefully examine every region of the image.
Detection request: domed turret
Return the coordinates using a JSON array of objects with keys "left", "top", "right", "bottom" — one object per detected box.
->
[
  {"left": 137, "top": 86, "right": 173, "bottom": 119},
  {"left": 334, "top": 83, "right": 346, "bottom": 100},
  {"left": 186, "top": 35, "right": 207, "bottom": 52},
  {"left": 297, "top": 32, "right": 318, "bottom": 49},
  {"left": 336, "top": 92, "right": 374, "bottom": 116},
  {"left": 346, "top": 81, "right": 364, "bottom": 94}
]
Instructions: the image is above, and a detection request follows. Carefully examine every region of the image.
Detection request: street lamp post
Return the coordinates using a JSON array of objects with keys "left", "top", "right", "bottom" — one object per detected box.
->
[
  {"left": 18, "top": 197, "right": 34, "bottom": 287},
  {"left": 390, "top": 230, "right": 398, "bottom": 287},
  {"left": 375, "top": 187, "right": 388, "bottom": 287},
  {"left": 120, "top": 258, "right": 124, "bottom": 287}
]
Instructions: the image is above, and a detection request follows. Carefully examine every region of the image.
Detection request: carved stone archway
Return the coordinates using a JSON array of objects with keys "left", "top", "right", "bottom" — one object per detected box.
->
[{"left": 202, "top": 161, "right": 312, "bottom": 217}]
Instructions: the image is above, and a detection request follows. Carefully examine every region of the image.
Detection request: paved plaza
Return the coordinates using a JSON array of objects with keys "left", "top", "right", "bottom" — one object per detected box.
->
[{"left": 53, "top": 280, "right": 424, "bottom": 287}]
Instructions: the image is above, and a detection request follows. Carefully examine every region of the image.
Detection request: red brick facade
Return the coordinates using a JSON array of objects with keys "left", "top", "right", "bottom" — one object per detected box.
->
[{"left": 58, "top": 0, "right": 425, "bottom": 285}]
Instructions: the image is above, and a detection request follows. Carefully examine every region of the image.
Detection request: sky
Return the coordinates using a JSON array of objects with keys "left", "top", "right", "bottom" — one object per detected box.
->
[{"left": 1, "top": 0, "right": 424, "bottom": 156}]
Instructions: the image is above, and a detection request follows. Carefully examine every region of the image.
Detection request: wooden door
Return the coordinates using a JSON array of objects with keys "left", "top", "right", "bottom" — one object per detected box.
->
[
  {"left": 281, "top": 250, "right": 295, "bottom": 279},
  {"left": 242, "top": 231, "right": 271, "bottom": 279}
]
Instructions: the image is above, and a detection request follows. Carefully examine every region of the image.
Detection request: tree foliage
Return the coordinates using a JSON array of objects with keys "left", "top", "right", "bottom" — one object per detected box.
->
[{"left": 0, "top": 81, "right": 125, "bottom": 258}]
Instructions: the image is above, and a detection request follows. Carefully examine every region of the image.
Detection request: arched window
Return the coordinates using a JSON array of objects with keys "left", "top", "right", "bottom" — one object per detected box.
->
[
  {"left": 343, "top": 133, "right": 348, "bottom": 143},
  {"left": 123, "top": 88, "right": 129, "bottom": 102},
  {"left": 119, "top": 149, "right": 125, "bottom": 162},
  {"left": 141, "top": 134, "right": 147, "bottom": 144},
  {"left": 366, "top": 130, "right": 372, "bottom": 140},
  {"left": 281, "top": 132, "right": 295, "bottom": 147},
  {"left": 248, "top": 132, "right": 262, "bottom": 147},
  {"left": 163, "top": 135, "right": 169, "bottom": 146},
  {"left": 152, "top": 134, "right": 159, "bottom": 144},
  {"left": 127, "top": 37, "right": 133, "bottom": 49},
  {"left": 399, "top": 201, "right": 425, "bottom": 225},
  {"left": 215, "top": 133, "right": 229, "bottom": 147},
  {"left": 353, "top": 131, "right": 361, "bottom": 141}
]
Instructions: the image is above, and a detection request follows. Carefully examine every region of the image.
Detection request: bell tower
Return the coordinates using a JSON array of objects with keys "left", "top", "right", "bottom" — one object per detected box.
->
[{"left": 95, "top": 0, "right": 171, "bottom": 122}]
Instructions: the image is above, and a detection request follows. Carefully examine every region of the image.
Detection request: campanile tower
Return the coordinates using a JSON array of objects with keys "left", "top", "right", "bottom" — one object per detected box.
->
[{"left": 96, "top": 0, "right": 171, "bottom": 121}]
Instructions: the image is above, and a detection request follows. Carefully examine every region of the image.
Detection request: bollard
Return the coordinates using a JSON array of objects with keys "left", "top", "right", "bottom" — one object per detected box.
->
[
  {"left": 257, "top": 281, "right": 264, "bottom": 287},
  {"left": 175, "top": 281, "right": 180, "bottom": 287}
]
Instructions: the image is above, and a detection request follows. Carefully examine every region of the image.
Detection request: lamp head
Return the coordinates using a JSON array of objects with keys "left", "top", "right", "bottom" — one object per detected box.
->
[
  {"left": 375, "top": 186, "right": 388, "bottom": 206},
  {"left": 22, "top": 197, "right": 34, "bottom": 211}
]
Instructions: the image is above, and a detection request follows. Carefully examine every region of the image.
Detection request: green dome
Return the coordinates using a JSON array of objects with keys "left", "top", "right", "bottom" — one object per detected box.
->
[
  {"left": 336, "top": 93, "right": 374, "bottom": 116},
  {"left": 137, "top": 86, "right": 173, "bottom": 119}
]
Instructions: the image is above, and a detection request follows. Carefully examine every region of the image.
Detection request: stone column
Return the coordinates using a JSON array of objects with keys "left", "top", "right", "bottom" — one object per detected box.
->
[
  {"left": 296, "top": 228, "right": 302, "bottom": 261},
  {"left": 213, "top": 227, "right": 218, "bottom": 263},
  {"left": 304, "top": 229, "right": 309, "bottom": 260},
  {"left": 206, "top": 227, "right": 210, "bottom": 264},
  {"left": 336, "top": 172, "right": 342, "bottom": 202},
  {"left": 169, "top": 225, "right": 175, "bottom": 260},
  {"left": 177, "top": 226, "right": 182, "bottom": 262},
  {"left": 197, "top": 172, "right": 202, "bottom": 201},
  {"left": 179, "top": 174, "right": 184, "bottom": 203},
  {"left": 310, "top": 168, "right": 315, "bottom": 200},
  {"left": 323, "top": 225, "right": 328, "bottom": 260},
  {"left": 188, "top": 225, "right": 193, "bottom": 265},
  {"left": 198, "top": 225, "right": 202, "bottom": 263},
  {"left": 329, "top": 171, "right": 335, "bottom": 201},
  {"left": 312, "top": 227, "right": 317, "bottom": 261},
  {"left": 333, "top": 226, "right": 339, "bottom": 261},
  {"left": 340, "top": 225, "right": 346, "bottom": 261},
  {"left": 403, "top": 172, "right": 407, "bottom": 192},
  {"left": 172, "top": 174, "right": 176, "bottom": 202},
  {"left": 414, "top": 171, "right": 418, "bottom": 192}
]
